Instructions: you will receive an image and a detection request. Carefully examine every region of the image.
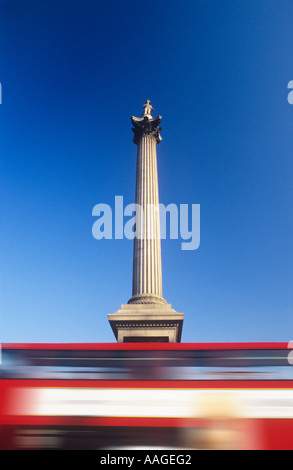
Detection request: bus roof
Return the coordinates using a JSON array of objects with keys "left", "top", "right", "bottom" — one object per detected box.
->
[{"left": 1, "top": 342, "right": 291, "bottom": 351}]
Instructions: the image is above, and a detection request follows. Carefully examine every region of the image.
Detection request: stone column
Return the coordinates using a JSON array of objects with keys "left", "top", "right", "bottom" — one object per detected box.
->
[
  {"left": 128, "top": 100, "right": 167, "bottom": 305},
  {"left": 108, "top": 101, "right": 184, "bottom": 343}
]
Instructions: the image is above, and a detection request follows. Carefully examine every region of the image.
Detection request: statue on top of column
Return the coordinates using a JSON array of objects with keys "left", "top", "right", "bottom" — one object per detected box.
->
[{"left": 142, "top": 99, "right": 154, "bottom": 119}]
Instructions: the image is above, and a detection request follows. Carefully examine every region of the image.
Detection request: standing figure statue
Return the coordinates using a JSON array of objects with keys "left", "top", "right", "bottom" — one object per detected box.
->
[{"left": 142, "top": 99, "right": 154, "bottom": 118}]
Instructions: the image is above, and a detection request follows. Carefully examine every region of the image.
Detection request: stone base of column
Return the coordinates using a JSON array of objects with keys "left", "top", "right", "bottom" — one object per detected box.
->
[
  {"left": 108, "top": 304, "right": 184, "bottom": 343},
  {"left": 127, "top": 294, "right": 167, "bottom": 305}
]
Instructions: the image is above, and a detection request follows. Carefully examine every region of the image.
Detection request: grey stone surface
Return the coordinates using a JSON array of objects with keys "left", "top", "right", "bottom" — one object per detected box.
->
[
  {"left": 129, "top": 103, "right": 164, "bottom": 304},
  {"left": 108, "top": 101, "right": 184, "bottom": 342},
  {"left": 108, "top": 303, "right": 184, "bottom": 343}
]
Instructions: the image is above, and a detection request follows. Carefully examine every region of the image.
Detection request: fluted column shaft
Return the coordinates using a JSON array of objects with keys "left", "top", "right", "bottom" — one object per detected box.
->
[
  {"left": 128, "top": 109, "right": 166, "bottom": 305},
  {"left": 108, "top": 101, "right": 184, "bottom": 344}
]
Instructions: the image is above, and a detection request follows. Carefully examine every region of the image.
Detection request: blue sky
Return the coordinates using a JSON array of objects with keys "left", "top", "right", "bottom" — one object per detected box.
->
[{"left": 0, "top": 0, "right": 292, "bottom": 343}]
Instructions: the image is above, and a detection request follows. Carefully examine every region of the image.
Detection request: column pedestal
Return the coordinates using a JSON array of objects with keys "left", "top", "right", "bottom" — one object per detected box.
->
[{"left": 108, "top": 303, "right": 184, "bottom": 343}]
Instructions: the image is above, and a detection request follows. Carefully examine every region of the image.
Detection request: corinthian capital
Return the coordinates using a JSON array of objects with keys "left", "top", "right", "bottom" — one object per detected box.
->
[{"left": 131, "top": 100, "right": 162, "bottom": 144}]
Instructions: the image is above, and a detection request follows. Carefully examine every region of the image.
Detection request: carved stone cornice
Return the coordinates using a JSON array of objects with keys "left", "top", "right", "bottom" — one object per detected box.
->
[{"left": 112, "top": 321, "right": 180, "bottom": 329}]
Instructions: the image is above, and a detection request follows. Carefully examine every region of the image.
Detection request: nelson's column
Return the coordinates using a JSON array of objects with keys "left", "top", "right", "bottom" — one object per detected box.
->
[{"left": 108, "top": 101, "right": 184, "bottom": 342}]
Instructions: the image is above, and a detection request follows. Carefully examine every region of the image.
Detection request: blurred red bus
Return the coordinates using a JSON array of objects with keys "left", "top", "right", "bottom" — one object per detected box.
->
[{"left": 0, "top": 342, "right": 292, "bottom": 450}]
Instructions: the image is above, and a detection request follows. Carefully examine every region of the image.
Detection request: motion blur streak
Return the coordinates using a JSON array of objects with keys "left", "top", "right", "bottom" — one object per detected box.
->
[{"left": 0, "top": 343, "right": 292, "bottom": 449}]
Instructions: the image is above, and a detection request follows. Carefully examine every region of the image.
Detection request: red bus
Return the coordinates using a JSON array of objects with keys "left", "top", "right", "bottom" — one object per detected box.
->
[{"left": 0, "top": 342, "right": 292, "bottom": 450}]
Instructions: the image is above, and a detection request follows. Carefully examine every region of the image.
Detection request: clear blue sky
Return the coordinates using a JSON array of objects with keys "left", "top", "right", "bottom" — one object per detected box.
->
[{"left": 0, "top": 0, "right": 292, "bottom": 343}]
